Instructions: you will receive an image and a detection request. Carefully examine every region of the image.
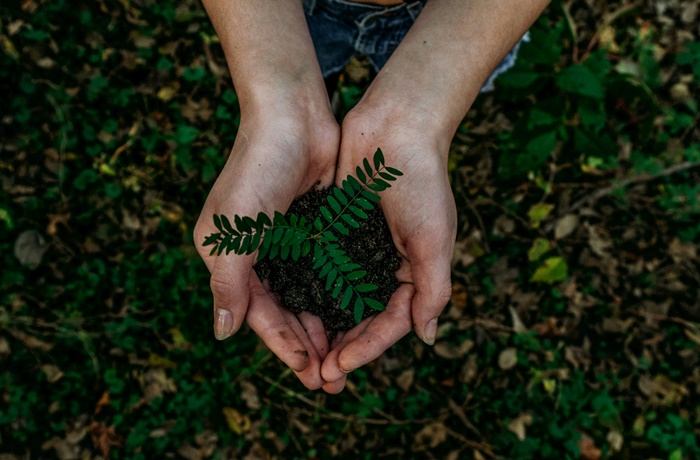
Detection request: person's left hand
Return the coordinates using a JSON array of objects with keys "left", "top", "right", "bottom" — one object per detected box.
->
[{"left": 319, "top": 97, "right": 458, "bottom": 393}]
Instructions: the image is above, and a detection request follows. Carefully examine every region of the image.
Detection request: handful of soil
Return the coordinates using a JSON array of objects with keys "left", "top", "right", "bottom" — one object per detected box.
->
[{"left": 254, "top": 187, "right": 401, "bottom": 332}]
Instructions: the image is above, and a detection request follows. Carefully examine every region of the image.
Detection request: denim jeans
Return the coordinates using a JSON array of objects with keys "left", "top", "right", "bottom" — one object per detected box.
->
[{"left": 303, "top": 0, "right": 528, "bottom": 92}]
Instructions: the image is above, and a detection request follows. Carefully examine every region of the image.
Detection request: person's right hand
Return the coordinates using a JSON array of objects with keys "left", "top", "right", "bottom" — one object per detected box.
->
[{"left": 194, "top": 106, "right": 340, "bottom": 390}]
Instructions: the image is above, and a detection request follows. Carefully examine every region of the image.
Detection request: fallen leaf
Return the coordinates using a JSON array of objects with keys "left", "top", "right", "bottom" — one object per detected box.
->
[
  {"left": 578, "top": 431, "right": 601, "bottom": 460},
  {"left": 528, "top": 238, "right": 550, "bottom": 261},
  {"left": 554, "top": 214, "right": 579, "bottom": 239},
  {"left": 14, "top": 229, "right": 47, "bottom": 269},
  {"left": 528, "top": 203, "right": 554, "bottom": 228},
  {"left": 396, "top": 369, "right": 415, "bottom": 392},
  {"left": 89, "top": 421, "right": 123, "bottom": 459},
  {"left": 434, "top": 340, "right": 474, "bottom": 360},
  {"left": 41, "top": 364, "right": 64, "bottom": 383},
  {"left": 606, "top": 430, "right": 623, "bottom": 452},
  {"left": 509, "top": 307, "right": 528, "bottom": 334},
  {"left": 507, "top": 413, "right": 533, "bottom": 441},
  {"left": 531, "top": 257, "right": 568, "bottom": 284},
  {"left": 222, "top": 407, "right": 250, "bottom": 435},
  {"left": 240, "top": 380, "right": 261, "bottom": 410},
  {"left": 413, "top": 422, "right": 447, "bottom": 449},
  {"left": 498, "top": 348, "right": 518, "bottom": 370}
]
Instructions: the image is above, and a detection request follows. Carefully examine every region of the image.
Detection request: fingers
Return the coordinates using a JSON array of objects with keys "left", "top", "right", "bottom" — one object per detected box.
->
[
  {"left": 284, "top": 311, "right": 326, "bottom": 390},
  {"left": 321, "top": 283, "right": 414, "bottom": 384},
  {"left": 405, "top": 232, "right": 454, "bottom": 346},
  {"left": 245, "top": 274, "right": 311, "bottom": 373}
]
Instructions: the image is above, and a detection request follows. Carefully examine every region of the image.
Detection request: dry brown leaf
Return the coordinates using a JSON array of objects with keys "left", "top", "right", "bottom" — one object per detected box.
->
[
  {"left": 578, "top": 431, "right": 602, "bottom": 460},
  {"left": 507, "top": 413, "right": 533, "bottom": 441},
  {"left": 240, "top": 380, "right": 261, "bottom": 410},
  {"left": 41, "top": 364, "right": 64, "bottom": 384},
  {"left": 413, "top": 422, "right": 447, "bottom": 449},
  {"left": 434, "top": 340, "right": 474, "bottom": 360},
  {"left": 498, "top": 348, "right": 518, "bottom": 370},
  {"left": 555, "top": 214, "right": 579, "bottom": 240},
  {"left": 396, "top": 369, "right": 415, "bottom": 392},
  {"left": 89, "top": 421, "right": 123, "bottom": 459}
]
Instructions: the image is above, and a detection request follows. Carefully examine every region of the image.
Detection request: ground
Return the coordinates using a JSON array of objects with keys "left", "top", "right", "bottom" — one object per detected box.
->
[{"left": 1, "top": 1, "right": 699, "bottom": 459}]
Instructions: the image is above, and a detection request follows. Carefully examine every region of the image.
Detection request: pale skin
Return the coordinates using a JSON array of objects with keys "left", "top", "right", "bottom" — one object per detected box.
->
[{"left": 194, "top": 0, "right": 550, "bottom": 393}]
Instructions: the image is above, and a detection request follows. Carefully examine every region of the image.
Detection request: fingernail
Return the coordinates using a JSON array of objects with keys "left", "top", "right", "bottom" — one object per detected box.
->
[
  {"left": 423, "top": 318, "right": 438, "bottom": 346},
  {"left": 214, "top": 308, "right": 234, "bottom": 341}
]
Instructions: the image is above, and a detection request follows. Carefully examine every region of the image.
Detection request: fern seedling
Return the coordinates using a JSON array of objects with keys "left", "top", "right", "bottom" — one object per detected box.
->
[{"left": 202, "top": 148, "right": 403, "bottom": 325}]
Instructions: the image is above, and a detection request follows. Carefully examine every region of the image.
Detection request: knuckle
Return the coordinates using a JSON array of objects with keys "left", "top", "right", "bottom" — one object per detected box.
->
[{"left": 209, "top": 273, "right": 234, "bottom": 299}]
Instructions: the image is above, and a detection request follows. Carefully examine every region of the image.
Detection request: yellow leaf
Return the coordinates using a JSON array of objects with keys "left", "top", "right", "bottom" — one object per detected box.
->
[
  {"left": 542, "top": 379, "right": 556, "bottom": 394},
  {"left": 528, "top": 238, "right": 550, "bottom": 261},
  {"left": 1, "top": 35, "right": 19, "bottom": 60},
  {"left": 528, "top": 203, "right": 554, "bottom": 229},
  {"left": 157, "top": 82, "right": 180, "bottom": 102},
  {"left": 148, "top": 353, "right": 176, "bottom": 369},
  {"left": 222, "top": 407, "right": 250, "bottom": 435},
  {"left": 531, "top": 257, "right": 568, "bottom": 284}
]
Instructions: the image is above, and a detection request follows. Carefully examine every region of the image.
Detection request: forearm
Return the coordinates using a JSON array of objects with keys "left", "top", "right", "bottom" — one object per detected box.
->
[
  {"left": 362, "top": 0, "right": 549, "bottom": 141},
  {"left": 201, "top": 0, "right": 329, "bottom": 114}
]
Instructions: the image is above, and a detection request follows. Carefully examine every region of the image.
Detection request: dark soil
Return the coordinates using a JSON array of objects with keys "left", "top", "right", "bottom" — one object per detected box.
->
[{"left": 254, "top": 187, "right": 401, "bottom": 332}]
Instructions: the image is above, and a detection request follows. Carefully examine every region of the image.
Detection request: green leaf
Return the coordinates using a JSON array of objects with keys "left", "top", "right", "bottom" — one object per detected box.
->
[
  {"left": 332, "top": 280, "right": 343, "bottom": 298},
  {"left": 281, "top": 228, "right": 295, "bottom": 245},
  {"left": 250, "top": 232, "right": 261, "bottom": 253},
  {"left": 221, "top": 215, "right": 235, "bottom": 234},
  {"left": 322, "top": 231, "right": 338, "bottom": 242},
  {"left": 235, "top": 215, "right": 251, "bottom": 233},
  {"left": 555, "top": 64, "right": 604, "bottom": 99},
  {"left": 528, "top": 238, "right": 550, "bottom": 261},
  {"left": 313, "top": 254, "right": 327, "bottom": 270},
  {"left": 202, "top": 233, "right": 220, "bottom": 246},
  {"left": 373, "top": 148, "right": 385, "bottom": 169},
  {"left": 240, "top": 234, "right": 251, "bottom": 253},
  {"left": 273, "top": 211, "right": 287, "bottom": 226},
  {"left": 325, "top": 269, "right": 337, "bottom": 291},
  {"left": 365, "top": 298, "right": 386, "bottom": 311},
  {"left": 355, "top": 197, "right": 374, "bottom": 210},
  {"left": 528, "top": 203, "right": 554, "bottom": 229},
  {"left": 333, "top": 187, "right": 348, "bottom": 205},
  {"left": 229, "top": 236, "right": 241, "bottom": 253},
  {"left": 333, "top": 222, "right": 349, "bottom": 235},
  {"left": 213, "top": 215, "right": 223, "bottom": 232},
  {"left": 256, "top": 243, "right": 269, "bottom": 260},
  {"left": 363, "top": 158, "right": 373, "bottom": 177},
  {"left": 368, "top": 183, "right": 386, "bottom": 192},
  {"left": 291, "top": 242, "right": 301, "bottom": 260},
  {"left": 372, "top": 178, "right": 390, "bottom": 188},
  {"left": 220, "top": 235, "right": 231, "bottom": 254},
  {"left": 314, "top": 217, "right": 323, "bottom": 231},
  {"left": 347, "top": 175, "right": 362, "bottom": 192},
  {"left": 319, "top": 261, "right": 333, "bottom": 278},
  {"left": 280, "top": 244, "right": 290, "bottom": 260},
  {"left": 385, "top": 166, "right": 403, "bottom": 176},
  {"left": 272, "top": 227, "right": 284, "bottom": 244},
  {"left": 378, "top": 172, "right": 396, "bottom": 182},
  {"left": 355, "top": 284, "right": 377, "bottom": 293},
  {"left": 339, "top": 263, "right": 361, "bottom": 272},
  {"left": 340, "top": 286, "right": 353, "bottom": 310},
  {"left": 269, "top": 243, "right": 279, "bottom": 260},
  {"left": 356, "top": 166, "right": 367, "bottom": 184},
  {"left": 346, "top": 270, "right": 366, "bottom": 281},
  {"left": 320, "top": 206, "right": 333, "bottom": 223},
  {"left": 348, "top": 206, "right": 368, "bottom": 219},
  {"left": 341, "top": 214, "right": 359, "bottom": 228},
  {"left": 361, "top": 190, "right": 381, "bottom": 202},
  {"left": 327, "top": 195, "right": 341, "bottom": 214},
  {"left": 302, "top": 240, "right": 311, "bottom": 257},
  {"left": 354, "top": 297, "right": 365, "bottom": 324},
  {"left": 209, "top": 245, "right": 218, "bottom": 256},
  {"left": 531, "top": 257, "right": 568, "bottom": 284},
  {"left": 243, "top": 216, "right": 257, "bottom": 231}
]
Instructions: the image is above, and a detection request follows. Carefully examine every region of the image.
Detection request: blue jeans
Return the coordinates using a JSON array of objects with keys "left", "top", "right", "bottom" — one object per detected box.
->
[{"left": 303, "top": 0, "right": 527, "bottom": 92}]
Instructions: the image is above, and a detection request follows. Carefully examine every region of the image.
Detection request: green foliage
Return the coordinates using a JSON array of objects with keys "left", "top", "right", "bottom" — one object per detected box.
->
[{"left": 202, "top": 149, "right": 401, "bottom": 324}]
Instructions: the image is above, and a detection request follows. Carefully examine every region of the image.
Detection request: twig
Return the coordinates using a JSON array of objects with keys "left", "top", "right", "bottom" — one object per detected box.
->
[{"left": 568, "top": 161, "right": 700, "bottom": 213}]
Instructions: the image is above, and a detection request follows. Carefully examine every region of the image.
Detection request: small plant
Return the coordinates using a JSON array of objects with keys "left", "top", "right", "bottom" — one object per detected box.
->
[{"left": 202, "top": 148, "right": 402, "bottom": 324}]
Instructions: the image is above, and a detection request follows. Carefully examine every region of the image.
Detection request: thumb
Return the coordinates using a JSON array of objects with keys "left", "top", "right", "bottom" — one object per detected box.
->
[
  {"left": 209, "top": 252, "right": 254, "bottom": 341},
  {"left": 406, "top": 231, "right": 454, "bottom": 346}
]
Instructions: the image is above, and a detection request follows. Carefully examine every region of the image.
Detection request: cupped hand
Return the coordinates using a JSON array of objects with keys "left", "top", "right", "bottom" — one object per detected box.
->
[
  {"left": 194, "top": 108, "right": 340, "bottom": 390},
  {"left": 320, "top": 102, "right": 457, "bottom": 392}
]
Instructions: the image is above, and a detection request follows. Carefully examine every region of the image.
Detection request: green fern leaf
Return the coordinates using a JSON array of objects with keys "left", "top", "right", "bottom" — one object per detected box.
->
[
  {"left": 302, "top": 240, "right": 311, "bottom": 257},
  {"left": 220, "top": 234, "right": 231, "bottom": 254},
  {"left": 291, "top": 242, "right": 301, "bottom": 260},
  {"left": 272, "top": 227, "right": 284, "bottom": 244},
  {"left": 280, "top": 244, "right": 290, "bottom": 260},
  {"left": 372, "top": 178, "right": 390, "bottom": 188},
  {"left": 313, "top": 253, "right": 327, "bottom": 270},
  {"left": 319, "top": 261, "right": 333, "bottom": 278},
  {"left": 209, "top": 245, "right": 218, "bottom": 256},
  {"left": 332, "top": 279, "right": 343, "bottom": 298},
  {"left": 256, "top": 212, "right": 272, "bottom": 227},
  {"left": 325, "top": 269, "right": 337, "bottom": 290},
  {"left": 368, "top": 183, "right": 386, "bottom": 192},
  {"left": 333, "top": 222, "right": 349, "bottom": 235},
  {"left": 355, "top": 197, "right": 374, "bottom": 210},
  {"left": 227, "top": 236, "right": 241, "bottom": 254},
  {"left": 257, "top": 242, "right": 270, "bottom": 260},
  {"left": 333, "top": 187, "right": 348, "bottom": 205},
  {"left": 354, "top": 297, "right": 365, "bottom": 324},
  {"left": 385, "top": 166, "right": 402, "bottom": 176},
  {"left": 213, "top": 215, "right": 223, "bottom": 232},
  {"left": 341, "top": 214, "right": 359, "bottom": 228},
  {"left": 364, "top": 298, "right": 386, "bottom": 311},
  {"left": 250, "top": 232, "right": 261, "bottom": 252},
  {"left": 221, "top": 215, "right": 236, "bottom": 234},
  {"left": 338, "top": 263, "right": 361, "bottom": 272},
  {"left": 347, "top": 175, "right": 362, "bottom": 192},
  {"left": 340, "top": 286, "right": 353, "bottom": 310},
  {"left": 373, "top": 148, "right": 385, "bottom": 169},
  {"left": 269, "top": 243, "right": 279, "bottom": 260},
  {"left": 355, "top": 166, "right": 367, "bottom": 184},
  {"left": 203, "top": 233, "right": 220, "bottom": 246},
  {"left": 327, "top": 195, "right": 341, "bottom": 214},
  {"left": 281, "top": 228, "right": 295, "bottom": 245},
  {"left": 378, "top": 172, "right": 396, "bottom": 182},
  {"left": 361, "top": 190, "right": 381, "bottom": 202},
  {"left": 234, "top": 215, "right": 249, "bottom": 233},
  {"left": 348, "top": 206, "right": 368, "bottom": 219},
  {"left": 240, "top": 234, "right": 251, "bottom": 253},
  {"left": 346, "top": 270, "right": 366, "bottom": 281},
  {"left": 321, "top": 231, "right": 338, "bottom": 243},
  {"left": 273, "top": 211, "right": 287, "bottom": 226},
  {"left": 355, "top": 283, "right": 378, "bottom": 293},
  {"left": 363, "top": 158, "right": 373, "bottom": 177},
  {"left": 320, "top": 206, "right": 333, "bottom": 223}
]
